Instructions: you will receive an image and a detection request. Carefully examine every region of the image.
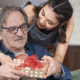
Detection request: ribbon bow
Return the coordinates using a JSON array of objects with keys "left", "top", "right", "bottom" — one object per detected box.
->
[{"left": 14, "top": 54, "right": 44, "bottom": 70}]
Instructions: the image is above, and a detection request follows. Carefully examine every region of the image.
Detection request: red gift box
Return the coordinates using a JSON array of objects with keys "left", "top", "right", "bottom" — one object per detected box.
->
[{"left": 13, "top": 54, "right": 45, "bottom": 78}]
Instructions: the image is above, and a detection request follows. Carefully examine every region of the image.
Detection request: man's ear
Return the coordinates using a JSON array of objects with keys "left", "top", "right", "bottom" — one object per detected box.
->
[
  {"left": 59, "top": 21, "right": 67, "bottom": 27},
  {"left": 0, "top": 32, "right": 4, "bottom": 40},
  {"left": 0, "top": 33, "right": 3, "bottom": 40}
]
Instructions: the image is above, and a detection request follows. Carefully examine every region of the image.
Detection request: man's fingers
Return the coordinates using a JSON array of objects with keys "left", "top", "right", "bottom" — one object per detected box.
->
[
  {"left": 12, "top": 69, "right": 28, "bottom": 76},
  {"left": 6, "top": 73, "right": 20, "bottom": 80},
  {"left": 8, "top": 62, "right": 21, "bottom": 67},
  {"left": 11, "top": 74, "right": 20, "bottom": 80}
]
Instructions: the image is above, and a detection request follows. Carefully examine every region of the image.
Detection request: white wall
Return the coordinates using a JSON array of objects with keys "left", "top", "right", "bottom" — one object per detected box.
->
[
  {"left": 0, "top": 0, "right": 26, "bottom": 7},
  {"left": 69, "top": 0, "right": 80, "bottom": 45}
]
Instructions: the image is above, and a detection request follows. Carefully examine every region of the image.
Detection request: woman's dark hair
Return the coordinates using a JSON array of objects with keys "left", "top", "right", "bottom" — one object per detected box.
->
[{"left": 33, "top": 0, "right": 73, "bottom": 43}]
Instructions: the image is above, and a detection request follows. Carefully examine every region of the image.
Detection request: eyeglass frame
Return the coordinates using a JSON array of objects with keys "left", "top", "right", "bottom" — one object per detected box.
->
[{"left": 2, "top": 22, "right": 29, "bottom": 34}]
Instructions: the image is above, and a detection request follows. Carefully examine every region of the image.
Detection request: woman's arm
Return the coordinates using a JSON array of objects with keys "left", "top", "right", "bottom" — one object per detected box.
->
[
  {"left": 43, "top": 17, "right": 74, "bottom": 78},
  {"left": 23, "top": 4, "right": 35, "bottom": 24},
  {"left": 54, "top": 17, "right": 74, "bottom": 63}
]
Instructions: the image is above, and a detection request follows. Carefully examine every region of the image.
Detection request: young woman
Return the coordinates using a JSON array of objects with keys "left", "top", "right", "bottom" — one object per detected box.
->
[
  {"left": 22, "top": 0, "right": 73, "bottom": 63},
  {"left": 0, "top": 0, "right": 73, "bottom": 78}
]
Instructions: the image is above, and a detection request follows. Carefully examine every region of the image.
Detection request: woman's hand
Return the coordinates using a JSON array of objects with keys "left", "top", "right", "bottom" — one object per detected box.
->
[
  {"left": 42, "top": 55, "right": 62, "bottom": 78},
  {"left": 0, "top": 52, "right": 13, "bottom": 64}
]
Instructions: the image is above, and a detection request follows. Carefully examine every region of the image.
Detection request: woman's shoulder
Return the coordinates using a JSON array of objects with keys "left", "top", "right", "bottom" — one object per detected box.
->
[
  {"left": 25, "top": 0, "right": 46, "bottom": 6},
  {"left": 20, "top": 0, "right": 47, "bottom": 24},
  {"left": 23, "top": 4, "right": 35, "bottom": 24}
]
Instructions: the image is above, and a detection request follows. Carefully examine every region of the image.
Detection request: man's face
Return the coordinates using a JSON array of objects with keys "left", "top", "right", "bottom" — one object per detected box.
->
[{"left": 1, "top": 11, "right": 27, "bottom": 52}]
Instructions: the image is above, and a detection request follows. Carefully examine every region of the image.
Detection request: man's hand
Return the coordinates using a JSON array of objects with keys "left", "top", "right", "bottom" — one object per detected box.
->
[
  {"left": 0, "top": 62, "right": 27, "bottom": 80},
  {"left": 42, "top": 55, "right": 62, "bottom": 78},
  {"left": 0, "top": 53, "right": 13, "bottom": 64}
]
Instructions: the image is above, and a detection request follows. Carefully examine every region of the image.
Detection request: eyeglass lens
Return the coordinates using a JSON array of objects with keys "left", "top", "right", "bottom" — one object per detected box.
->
[{"left": 9, "top": 23, "right": 28, "bottom": 34}]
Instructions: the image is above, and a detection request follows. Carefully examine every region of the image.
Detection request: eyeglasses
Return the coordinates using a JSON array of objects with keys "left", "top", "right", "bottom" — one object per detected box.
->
[{"left": 2, "top": 22, "right": 29, "bottom": 34}]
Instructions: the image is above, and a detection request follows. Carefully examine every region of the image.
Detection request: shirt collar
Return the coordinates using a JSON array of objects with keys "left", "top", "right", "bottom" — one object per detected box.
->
[
  {"left": 0, "top": 43, "right": 13, "bottom": 55},
  {"left": 25, "top": 42, "right": 30, "bottom": 50},
  {"left": 0, "top": 42, "right": 30, "bottom": 55}
]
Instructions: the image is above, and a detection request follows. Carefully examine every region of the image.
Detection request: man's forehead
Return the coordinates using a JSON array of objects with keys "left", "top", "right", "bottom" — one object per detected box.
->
[
  {"left": 3, "top": 11, "right": 25, "bottom": 27},
  {"left": 7, "top": 11, "right": 23, "bottom": 20}
]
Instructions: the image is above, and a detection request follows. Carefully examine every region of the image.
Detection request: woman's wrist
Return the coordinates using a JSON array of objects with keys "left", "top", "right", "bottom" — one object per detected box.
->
[{"left": 54, "top": 56, "right": 63, "bottom": 63}]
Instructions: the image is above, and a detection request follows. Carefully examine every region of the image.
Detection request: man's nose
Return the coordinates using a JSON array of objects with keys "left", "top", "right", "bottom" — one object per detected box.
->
[{"left": 16, "top": 28, "right": 23, "bottom": 36}]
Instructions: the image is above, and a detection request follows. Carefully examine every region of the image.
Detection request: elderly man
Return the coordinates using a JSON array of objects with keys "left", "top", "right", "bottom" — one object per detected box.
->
[{"left": 0, "top": 5, "right": 72, "bottom": 80}]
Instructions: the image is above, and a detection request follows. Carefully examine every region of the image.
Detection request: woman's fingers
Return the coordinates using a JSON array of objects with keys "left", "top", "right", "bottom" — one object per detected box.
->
[
  {"left": 42, "top": 55, "right": 62, "bottom": 78},
  {"left": 42, "top": 55, "right": 51, "bottom": 60},
  {"left": 47, "top": 66, "right": 56, "bottom": 76},
  {"left": 42, "top": 59, "right": 49, "bottom": 79}
]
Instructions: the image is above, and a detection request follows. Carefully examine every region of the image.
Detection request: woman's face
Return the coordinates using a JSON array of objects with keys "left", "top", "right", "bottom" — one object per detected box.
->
[{"left": 37, "top": 4, "right": 60, "bottom": 30}]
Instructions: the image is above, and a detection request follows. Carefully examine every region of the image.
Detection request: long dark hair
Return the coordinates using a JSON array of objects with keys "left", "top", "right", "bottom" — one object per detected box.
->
[{"left": 33, "top": 0, "right": 73, "bottom": 43}]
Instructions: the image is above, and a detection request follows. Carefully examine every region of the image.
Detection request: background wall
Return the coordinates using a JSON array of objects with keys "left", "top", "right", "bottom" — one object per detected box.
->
[
  {"left": 69, "top": 0, "right": 80, "bottom": 45},
  {"left": 0, "top": 0, "right": 26, "bottom": 7},
  {"left": 0, "top": 0, "right": 80, "bottom": 45}
]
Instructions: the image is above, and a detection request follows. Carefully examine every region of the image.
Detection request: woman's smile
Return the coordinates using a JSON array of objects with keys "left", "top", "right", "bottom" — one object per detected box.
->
[{"left": 37, "top": 19, "right": 46, "bottom": 29}]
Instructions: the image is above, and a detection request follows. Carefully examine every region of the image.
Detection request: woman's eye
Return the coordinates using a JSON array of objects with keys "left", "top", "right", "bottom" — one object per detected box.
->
[
  {"left": 41, "top": 9, "right": 45, "bottom": 16},
  {"left": 48, "top": 21, "right": 53, "bottom": 25},
  {"left": 42, "top": 12, "right": 44, "bottom": 16}
]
